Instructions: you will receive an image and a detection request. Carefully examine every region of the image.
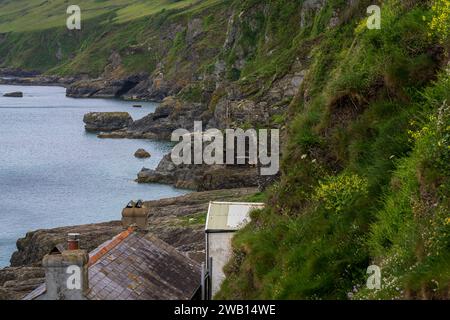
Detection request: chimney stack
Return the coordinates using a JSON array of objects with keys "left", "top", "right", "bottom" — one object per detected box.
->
[
  {"left": 42, "top": 233, "right": 89, "bottom": 300},
  {"left": 121, "top": 199, "right": 149, "bottom": 229}
]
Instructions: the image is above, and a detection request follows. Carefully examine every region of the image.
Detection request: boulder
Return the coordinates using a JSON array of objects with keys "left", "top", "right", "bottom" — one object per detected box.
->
[
  {"left": 83, "top": 112, "right": 132, "bottom": 132},
  {"left": 134, "top": 148, "right": 151, "bottom": 158},
  {"left": 3, "top": 91, "right": 23, "bottom": 97}
]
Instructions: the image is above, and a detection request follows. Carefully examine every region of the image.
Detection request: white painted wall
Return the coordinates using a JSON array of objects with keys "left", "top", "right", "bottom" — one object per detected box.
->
[{"left": 207, "top": 232, "right": 234, "bottom": 297}]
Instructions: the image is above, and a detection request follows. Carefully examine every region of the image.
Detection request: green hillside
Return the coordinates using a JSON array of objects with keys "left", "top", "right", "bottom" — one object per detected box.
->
[
  {"left": 0, "top": 0, "right": 201, "bottom": 32},
  {"left": 0, "top": 0, "right": 227, "bottom": 75},
  {"left": 217, "top": 0, "right": 450, "bottom": 300},
  {"left": 0, "top": 0, "right": 449, "bottom": 300}
]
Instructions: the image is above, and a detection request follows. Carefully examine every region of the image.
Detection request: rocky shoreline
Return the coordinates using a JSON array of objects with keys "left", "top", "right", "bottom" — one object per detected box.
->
[
  {"left": 0, "top": 68, "right": 77, "bottom": 87},
  {"left": 0, "top": 69, "right": 165, "bottom": 102},
  {"left": 0, "top": 187, "right": 257, "bottom": 300}
]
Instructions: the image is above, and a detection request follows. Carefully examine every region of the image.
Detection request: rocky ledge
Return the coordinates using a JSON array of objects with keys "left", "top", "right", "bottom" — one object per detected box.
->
[
  {"left": 138, "top": 154, "right": 260, "bottom": 191},
  {"left": 65, "top": 72, "right": 177, "bottom": 101},
  {"left": 0, "top": 69, "right": 77, "bottom": 87},
  {"left": 96, "top": 96, "right": 209, "bottom": 140},
  {"left": 0, "top": 187, "right": 257, "bottom": 300},
  {"left": 83, "top": 112, "right": 133, "bottom": 132}
]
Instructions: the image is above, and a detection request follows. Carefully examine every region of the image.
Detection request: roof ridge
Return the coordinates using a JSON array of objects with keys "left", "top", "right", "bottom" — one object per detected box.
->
[{"left": 88, "top": 226, "right": 136, "bottom": 267}]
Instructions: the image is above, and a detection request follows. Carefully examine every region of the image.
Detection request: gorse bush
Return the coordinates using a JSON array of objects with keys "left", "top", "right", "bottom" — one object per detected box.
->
[
  {"left": 429, "top": 0, "right": 450, "bottom": 44},
  {"left": 314, "top": 173, "right": 369, "bottom": 213}
]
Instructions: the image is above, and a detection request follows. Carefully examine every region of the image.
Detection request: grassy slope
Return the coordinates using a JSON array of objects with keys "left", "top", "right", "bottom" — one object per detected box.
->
[
  {"left": 0, "top": 0, "right": 229, "bottom": 76},
  {"left": 0, "top": 0, "right": 199, "bottom": 32},
  {"left": 217, "top": 0, "right": 450, "bottom": 300}
]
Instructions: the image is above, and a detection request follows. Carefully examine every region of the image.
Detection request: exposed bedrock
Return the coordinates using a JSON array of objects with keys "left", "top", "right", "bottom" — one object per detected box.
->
[
  {"left": 137, "top": 154, "right": 260, "bottom": 191},
  {"left": 66, "top": 73, "right": 149, "bottom": 99},
  {"left": 98, "top": 96, "right": 209, "bottom": 140},
  {"left": 83, "top": 112, "right": 133, "bottom": 132}
]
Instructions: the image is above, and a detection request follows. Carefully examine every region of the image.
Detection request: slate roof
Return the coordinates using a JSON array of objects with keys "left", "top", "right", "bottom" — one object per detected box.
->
[{"left": 24, "top": 228, "right": 201, "bottom": 300}]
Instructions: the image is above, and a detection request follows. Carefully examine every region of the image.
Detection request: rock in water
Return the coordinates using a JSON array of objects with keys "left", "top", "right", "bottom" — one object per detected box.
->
[
  {"left": 134, "top": 148, "right": 151, "bottom": 158},
  {"left": 3, "top": 91, "right": 23, "bottom": 97},
  {"left": 83, "top": 112, "right": 132, "bottom": 132},
  {"left": 133, "top": 104, "right": 142, "bottom": 108}
]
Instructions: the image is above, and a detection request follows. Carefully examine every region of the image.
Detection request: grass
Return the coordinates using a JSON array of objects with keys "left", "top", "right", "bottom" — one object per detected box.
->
[
  {"left": 0, "top": 0, "right": 229, "bottom": 77},
  {"left": 177, "top": 212, "right": 207, "bottom": 226},
  {"left": 0, "top": 0, "right": 200, "bottom": 32},
  {"left": 218, "top": 0, "right": 450, "bottom": 300}
]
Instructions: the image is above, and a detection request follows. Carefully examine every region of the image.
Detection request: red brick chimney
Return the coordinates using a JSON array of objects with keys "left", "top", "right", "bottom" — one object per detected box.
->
[{"left": 67, "top": 233, "right": 80, "bottom": 250}]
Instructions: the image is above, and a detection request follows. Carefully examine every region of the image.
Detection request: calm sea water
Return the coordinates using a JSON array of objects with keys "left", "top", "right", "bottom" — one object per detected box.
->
[{"left": 0, "top": 85, "right": 187, "bottom": 267}]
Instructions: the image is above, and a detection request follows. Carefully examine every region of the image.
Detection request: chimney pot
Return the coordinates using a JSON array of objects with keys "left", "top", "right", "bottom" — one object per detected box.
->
[{"left": 67, "top": 233, "right": 80, "bottom": 250}]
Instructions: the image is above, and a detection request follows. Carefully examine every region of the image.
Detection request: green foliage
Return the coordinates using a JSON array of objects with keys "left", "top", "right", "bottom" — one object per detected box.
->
[
  {"left": 0, "top": 0, "right": 200, "bottom": 32},
  {"left": 0, "top": 0, "right": 228, "bottom": 77},
  {"left": 219, "top": 0, "right": 450, "bottom": 300},
  {"left": 177, "top": 212, "right": 207, "bottom": 226},
  {"left": 314, "top": 173, "right": 369, "bottom": 213},
  {"left": 362, "top": 78, "right": 450, "bottom": 299},
  {"left": 429, "top": 0, "right": 450, "bottom": 44},
  {"left": 179, "top": 83, "right": 203, "bottom": 102}
]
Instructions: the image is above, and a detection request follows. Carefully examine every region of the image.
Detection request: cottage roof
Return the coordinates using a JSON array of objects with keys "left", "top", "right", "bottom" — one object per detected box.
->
[{"left": 24, "top": 228, "right": 201, "bottom": 300}]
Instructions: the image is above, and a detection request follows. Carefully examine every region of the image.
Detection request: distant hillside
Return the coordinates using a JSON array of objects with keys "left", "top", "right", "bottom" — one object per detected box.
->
[
  {"left": 0, "top": 0, "right": 228, "bottom": 77},
  {"left": 0, "top": 0, "right": 204, "bottom": 32}
]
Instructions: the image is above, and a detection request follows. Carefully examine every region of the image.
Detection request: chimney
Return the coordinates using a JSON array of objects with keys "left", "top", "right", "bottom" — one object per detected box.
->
[
  {"left": 42, "top": 233, "right": 89, "bottom": 300},
  {"left": 121, "top": 199, "right": 149, "bottom": 229},
  {"left": 67, "top": 233, "right": 80, "bottom": 250}
]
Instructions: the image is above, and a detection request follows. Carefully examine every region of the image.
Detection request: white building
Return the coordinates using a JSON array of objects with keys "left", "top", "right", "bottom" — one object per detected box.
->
[{"left": 205, "top": 201, "right": 265, "bottom": 298}]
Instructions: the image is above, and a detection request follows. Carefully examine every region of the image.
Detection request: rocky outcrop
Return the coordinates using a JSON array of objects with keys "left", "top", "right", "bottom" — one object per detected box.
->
[
  {"left": 66, "top": 73, "right": 148, "bottom": 99},
  {"left": 10, "top": 222, "right": 124, "bottom": 267},
  {"left": 83, "top": 112, "right": 133, "bottom": 132},
  {"left": 134, "top": 148, "right": 151, "bottom": 158},
  {"left": 0, "top": 68, "right": 77, "bottom": 86},
  {"left": 137, "top": 154, "right": 259, "bottom": 191},
  {"left": 0, "top": 68, "right": 40, "bottom": 78},
  {"left": 0, "top": 188, "right": 258, "bottom": 300},
  {"left": 3, "top": 91, "right": 23, "bottom": 97},
  {"left": 0, "top": 267, "right": 45, "bottom": 300},
  {"left": 100, "top": 96, "right": 209, "bottom": 140}
]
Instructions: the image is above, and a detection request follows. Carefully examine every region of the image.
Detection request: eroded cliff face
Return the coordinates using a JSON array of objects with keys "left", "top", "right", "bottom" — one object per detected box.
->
[
  {"left": 87, "top": 1, "right": 349, "bottom": 193},
  {"left": 54, "top": 0, "right": 331, "bottom": 130}
]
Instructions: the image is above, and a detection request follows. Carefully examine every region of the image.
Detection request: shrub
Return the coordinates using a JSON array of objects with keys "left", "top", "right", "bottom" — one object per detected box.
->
[
  {"left": 429, "top": 0, "right": 450, "bottom": 44},
  {"left": 314, "top": 173, "right": 369, "bottom": 213}
]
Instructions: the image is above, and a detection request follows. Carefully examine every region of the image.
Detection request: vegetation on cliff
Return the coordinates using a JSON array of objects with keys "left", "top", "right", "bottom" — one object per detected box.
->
[
  {"left": 0, "top": 0, "right": 448, "bottom": 299},
  {"left": 217, "top": 0, "right": 450, "bottom": 299}
]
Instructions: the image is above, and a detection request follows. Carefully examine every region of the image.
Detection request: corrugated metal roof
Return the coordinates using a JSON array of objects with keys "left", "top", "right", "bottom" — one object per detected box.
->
[{"left": 205, "top": 202, "right": 265, "bottom": 232}]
